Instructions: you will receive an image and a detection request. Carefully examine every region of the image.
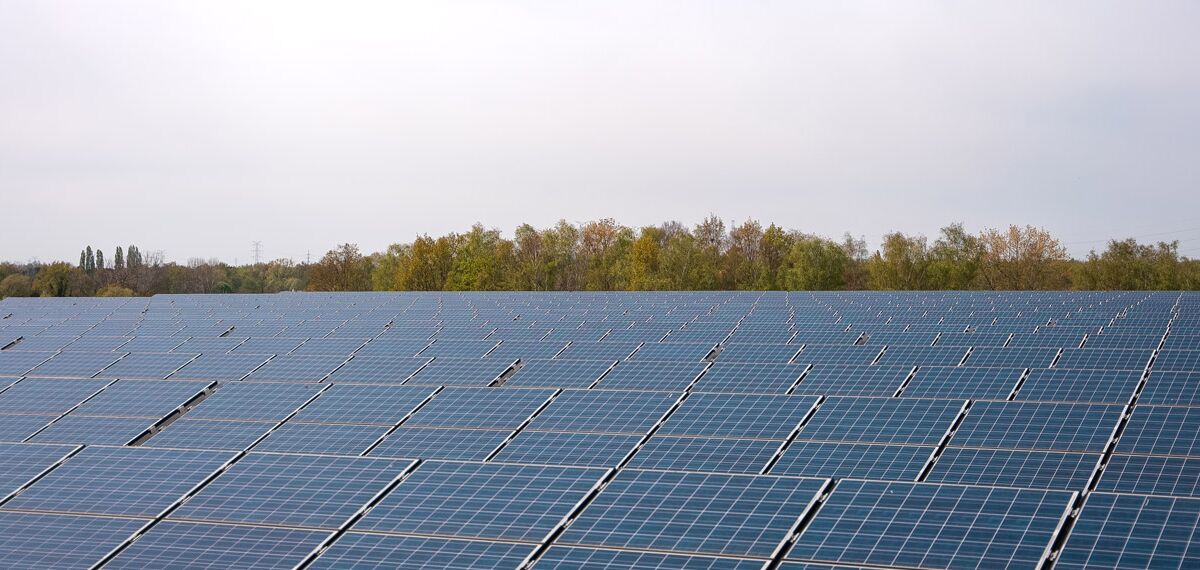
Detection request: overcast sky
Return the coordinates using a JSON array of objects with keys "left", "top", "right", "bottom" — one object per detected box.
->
[{"left": 2, "top": 1, "right": 1198, "bottom": 264}]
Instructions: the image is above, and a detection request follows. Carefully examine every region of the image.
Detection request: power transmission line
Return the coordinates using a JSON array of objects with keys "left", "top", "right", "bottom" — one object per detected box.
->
[{"left": 252, "top": 241, "right": 263, "bottom": 264}]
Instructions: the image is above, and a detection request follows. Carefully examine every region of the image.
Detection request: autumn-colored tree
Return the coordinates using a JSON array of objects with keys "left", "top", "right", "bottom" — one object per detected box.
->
[
  {"left": 0, "top": 274, "right": 33, "bottom": 298},
  {"left": 978, "top": 225, "right": 1070, "bottom": 290},
  {"left": 33, "top": 262, "right": 77, "bottom": 296},
  {"left": 96, "top": 284, "right": 136, "bottom": 297},
  {"left": 307, "top": 244, "right": 371, "bottom": 291}
]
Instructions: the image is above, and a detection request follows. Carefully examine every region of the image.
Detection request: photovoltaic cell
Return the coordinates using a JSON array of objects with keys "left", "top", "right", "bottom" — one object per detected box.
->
[
  {"left": 72, "top": 379, "right": 211, "bottom": 418},
  {"left": 1116, "top": 406, "right": 1200, "bottom": 457},
  {"left": 0, "top": 512, "right": 145, "bottom": 569},
  {"left": 402, "top": 387, "right": 554, "bottom": 429},
  {"left": 789, "top": 480, "right": 1074, "bottom": 568},
  {"left": 403, "top": 357, "right": 514, "bottom": 387},
  {"left": 876, "top": 345, "right": 968, "bottom": 367},
  {"left": 369, "top": 427, "right": 511, "bottom": 461},
  {"left": 901, "top": 366, "right": 1024, "bottom": 400},
  {"left": 691, "top": 363, "right": 805, "bottom": 394},
  {"left": 323, "top": 356, "right": 430, "bottom": 384},
  {"left": 104, "top": 521, "right": 331, "bottom": 570},
  {"left": 555, "top": 341, "right": 641, "bottom": 361},
  {"left": 795, "top": 397, "right": 965, "bottom": 446},
  {"left": 25, "top": 352, "right": 125, "bottom": 378},
  {"left": 495, "top": 431, "right": 641, "bottom": 468},
  {"left": 657, "top": 393, "right": 819, "bottom": 440},
  {"left": 291, "top": 384, "right": 434, "bottom": 425},
  {"left": 1057, "top": 493, "right": 1200, "bottom": 569},
  {"left": 1056, "top": 348, "right": 1153, "bottom": 371},
  {"left": 168, "top": 354, "right": 271, "bottom": 381},
  {"left": 951, "top": 401, "right": 1123, "bottom": 453},
  {"left": 714, "top": 343, "right": 801, "bottom": 364},
  {"left": 252, "top": 422, "right": 390, "bottom": 455},
  {"left": 526, "top": 390, "right": 678, "bottom": 435},
  {"left": 172, "top": 452, "right": 415, "bottom": 529},
  {"left": 240, "top": 354, "right": 347, "bottom": 382},
  {"left": 144, "top": 419, "right": 275, "bottom": 451},
  {"left": 770, "top": 441, "right": 934, "bottom": 481},
  {"left": 793, "top": 365, "right": 912, "bottom": 397},
  {"left": 0, "top": 378, "right": 110, "bottom": 414},
  {"left": 0, "top": 414, "right": 57, "bottom": 442},
  {"left": 353, "top": 461, "right": 608, "bottom": 542},
  {"left": 503, "top": 359, "right": 613, "bottom": 388},
  {"left": 1138, "top": 371, "right": 1200, "bottom": 406},
  {"left": 1096, "top": 454, "right": 1200, "bottom": 497},
  {"left": 184, "top": 383, "right": 324, "bottom": 421},
  {"left": 964, "top": 347, "right": 1059, "bottom": 368},
  {"left": 0, "top": 442, "right": 77, "bottom": 500},
  {"left": 792, "top": 345, "right": 882, "bottom": 367},
  {"left": 593, "top": 361, "right": 708, "bottom": 391},
  {"left": 559, "top": 469, "right": 827, "bottom": 558},
  {"left": 534, "top": 546, "right": 766, "bottom": 570},
  {"left": 1016, "top": 368, "right": 1141, "bottom": 403},
  {"left": 925, "top": 447, "right": 1100, "bottom": 491},
  {"left": 309, "top": 534, "right": 536, "bottom": 570},
  {"left": 626, "top": 436, "right": 781, "bottom": 474},
  {"left": 28, "top": 416, "right": 155, "bottom": 445}
]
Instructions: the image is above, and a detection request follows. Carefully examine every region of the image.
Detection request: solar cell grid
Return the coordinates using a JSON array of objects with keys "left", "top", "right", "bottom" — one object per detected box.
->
[
  {"left": 964, "top": 346, "right": 1059, "bottom": 368},
  {"left": 402, "top": 387, "right": 553, "bottom": 429},
  {"left": 592, "top": 361, "right": 708, "bottom": 391},
  {"left": 495, "top": 431, "right": 641, "bottom": 468},
  {"left": 526, "top": 390, "right": 678, "bottom": 435},
  {"left": 795, "top": 397, "right": 965, "bottom": 446},
  {"left": 793, "top": 365, "right": 911, "bottom": 397},
  {"left": 690, "top": 362, "right": 805, "bottom": 394},
  {"left": 145, "top": 419, "right": 276, "bottom": 451},
  {"left": 1096, "top": 454, "right": 1200, "bottom": 497},
  {"left": 0, "top": 443, "right": 78, "bottom": 500},
  {"left": 71, "top": 379, "right": 211, "bottom": 418},
  {"left": 402, "top": 357, "right": 513, "bottom": 386},
  {"left": 503, "top": 359, "right": 613, "bottom": 388},
  {"left": 925, "top": 447, "right": 1101, "bottom": 491},
  {"left": 240, "top": 354, "right": 348, "bottom": 382},
  {"left": 952, "top": 401, "right": 1124, "bottom": 452},
  {"left": 183, "top": 383, "right": 325, "bottom": 421},
  {"left": 103, "top": 521, "right": 331, "bottom": 570},
  {"left": 792, "top": 345, "right": 882, "bottom": 366},
  {"left": 322, "top": 355, "right": 430, "bottom": 384},
  {"left": 0, "top": 512, "right": 146, "bottom": 569},
  {"left": 770, "top": 441, "right": 934, "bottom": 481},
  {"left": 26, "top": 351, "right": 125, "bottom": 378},
  {"left": 252, "top": 422, "right": 391, "bottom": 455},
  {"left": 1057, "top": 492, "right": 1200, "bottom": 570},
  {"left": 309, "top": 534, "right": 536, "bottom": 570},
  {"left": 626, "top": 435, "right": 781, "bottom": 474},
  {"left": 0, "top": 378, "right": 110, "bottom": 414},
  {"left": 1116, "top": 405, "right": 1200, "bottom": 457},
  {"left": 658, "top": 393, "right": 819, "bottom": 440},
  {"left": 368, "top": 427, "right": 511, "bottom": 461},
  {"left": 554, "top": 341, "right": 642, "bottom": 361},
  {"left": 533, "top": 546, "right": 766, "bottom": 569},
  {"left": 1016, "top": 368, "right": 1142, "bottom": 403}
]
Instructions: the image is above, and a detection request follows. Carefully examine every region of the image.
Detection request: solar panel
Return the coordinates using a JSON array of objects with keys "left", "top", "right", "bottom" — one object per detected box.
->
[
  {"left": 1056, "top": 348, "right": 1153, "bottom": 371},
  {"left": 1116, "top": 406, "right": 1200, "bottom": 457},
  {"left": 876, "top": 345, "right": 969, "bottom": 367},
  {"left": 792, "top": 345, "right": 882, "bottom": 366},
  {"left": 1056, "top": 493, "right": 1200, "bottom": 569},
  {"left": 657, "top": 393, "right": 819, "bottom": 440},
  {"left": 28, "top": 416, "right": 155, "bottom": 445},
  {"left": 417, "top": 339, "right": 500, "bottom": 359},
  {"left": 0, "top": 442, "right": 77, "bottom": 500},
  {"left": 171, "top": 337, "right": 247, "bottom": 354},
  {"left": 503, "top": 359, "right": 614, "bottom": 388},
  {"left": 495, "top": 431, "right": 641, "bottom": 467},
  {"left": 172, "top": 453, "right": 415, "bottom": 529},
  {"left": 0, "top": 414, "right": 57, "bottom": 442},
  {"left": 114, "top": 336, "right": 186, "bottom": 352},
  {"left": 1082, "top": 333, "right": 1164, "bottom": 350},
  {"left": 525, "top": 390, "right": 678, "bottom": 435},
  {"left": 626, "top": 436, "right": 781, "bottom": 474},
  {"left": 229, "top": 337, "right": 307, "bottom": 355},
  {"left": 593, "top": 361, "right": 709, "bottom": 391},
  {"left": 184, "top": 383, "right": 324, "bottom": 421},
  {"left": 402, "top": 387, "right": 554, "bottom": 429},
  {"left": 368, "top": 427, "right": 511, "bottom": 461},
  {"left": 252, "top": 422, "right": 391, "bottom": 455},
  {"left": 1139, "top": 371, "right": 1200, "bottom": 405},
  {"left": 290, "top": 384, "right": 434, "bottom": 425},
  {"left": 795, "top": 397, "right": 965, "bottom": 446},
  {"left": 770, "top": 441, "right": 934, "bottom": 481},
  {"left": 690, "top": 362, "right": 806, "bottom": 394},
  {"left": 793, "top": 365, "right": 912, "bottom": 397},
  {"left": 788, "top": 480, "right": 1075, "bottom": 568},
  {"left": 925, "top": 447, "right": 1101, "bottom": 491},
  {"left": 1153, "top": 349, "right": 1200, "bottom": 372},
  {"left": 534, "top": 546, "right": 766, "bottom": 569},
  {"left": 25, "top": 352, "right": 125, "bottom": 378},
  {"left": 352, "top": 461, "right": 608, "bottom": 542},
  {"left": 951, "top": 401, "right": 1123, "bottom": 452},
  {"left": 631, "top": 342, "right": 714, "bottom": 362},
  {"left": 964, "top": 346, "right": 1059, "bottom": 368},
  {"left": 308, "top": 534, "right": 536, "bottom": 570},
  {"left": 901, "top": 366, "right": 1024, "bottom": 399},
  {"left": 1095, "top": 454, "right": 1200, "bottom": 497},
  {"left": 104, "top": 521, "right": 331, "bottom": 570},
  {"left": 558, "top": 469, "right": 827, "bottom": 558},
  {"left": 168, "top": 353, "right": 271, "bottom": 381},
  {"left": 403, "top": 357, "right": 514, "bottom": 386},
  {"left": 145, "top": 419, "right": 275, "bottom": 451},
  {"left": 555, "top": 341, "right": 641, "bottom": 361},
  {"left": 3, "top": 446, "right": 233, "bottom": 517},
  {"left": 240, "top": 354, "right": 348, "bottom": 382},
  {"left": 71, "top": 379, "right": 211, "bottom": 418},
  {"left": 484, "top": 340, "right": 569, "bottom": 361},
  {"left": 0, "top": 351, "right": 54, "bottom": 375},
  {"left": 350, "top": 337, "right": 431, "bottom": 358},
  {"left": 0, "top": 512, "right": 145, "bottom": 569},
  {"left": 0, "top": 378, "right": 110, "bottom": 414},
  {"left": 289, "top": 338, "right": 368, "bottom": 356},
  {"left": 1016, "top": 368, "right": 1142, "bottom": 403},
  {"left": 714, "top": 343, "right": 801, "bottom": 364}
]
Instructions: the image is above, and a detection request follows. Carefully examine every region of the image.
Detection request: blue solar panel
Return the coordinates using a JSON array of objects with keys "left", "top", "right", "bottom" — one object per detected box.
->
[
  {"left": 184, "top": 383, "right": 325, "bottom": 421},
  {"left": 559, "top": 469, "right": 828, "bottom": 558},
  {"left": 690, "top": 362, "right": 806, "bottom": 394},
  {"left": 876, "top": 345, "right": 969, "bottom": 367},
  {"left": 1153, "top": 350, "right": 1200, "bottom": 372},
  {"left": 0, "top": 414, "right": 58, "bottom": 442},
  {"left": 1056, "top": 348, "right": 1153, "bottom": 371},
  {"left": 901, "top": 366, "right": 1024, "bottom": 399},
  {"left": 290, "top": 338, "right": 368, "bottom": 355},
  {"left": 1139, "top": 371, "right": 1200, "bottom": 405},
  {"left": 0, "top": 512, "right": 145, "bottom": 569},
  {"left": 4, "top": 446, "right": 233, "bottom": 517},
  {"left": 593, "top": 361, "right": 709, "bottom": 391},
  {"left": 252, "top": 423, "right": 390, "bottom": 455},
  {"left": 30, "top": 415, "right": 157, "bottom": 445},
  {"left": 171, "top": 453, "right": 415, "bottom": 529},
  {"left": 484, "top": 340, "right": 569, "bottom": 361},
  {"left": 229, "top": 337, "right": 307, "bottom": 355},
  {"left": 526, "top": 390, "right": 678, "bottom": 435},
  {"left": 309, "top": 534, "right": 536, "bottom": 570},
  {"left": 168, "top": 353, "right": 272, "bottom": 381},
  {"left": 503, "top": 359, "right": 613, "bottom": 388},
  {"left": 496, "top": 431, "right": 641, "bottom": 467},
  {"left": 555, "top": 341, "right": 641, "bottom": 361},
  {"left": 0, "top": 442, "right": 77, "bottom": 500},
  {"left": 951, "top": 401, "right": 1123, "bottom": 452},
  {"left": 770, "top": 441, "right": 934, "bottom": 481},
  {"left": 368, "top": 427, "right": 511, "bottom": 460},
  {"left": 322, "top": 356, "right": 430, "bottom": 384},
  {"left": 657, "top": 393, "right": 819, "bottom": 440},
  {"left": 795, "top": 397, "right": 965, "bottom": 446},
  {"left": 1016, "top": 368, "right": 1142, "bottom": 403},
  {"left": 240, "top": 354, "right": 348, "bottom": 382},
  {"left": 788, "top": 480, "right": 1075, "bottom": 568},
  {"left": 631, "top": 342, "right": 715, "bottom": 362},
  {"left": 353, "top": 461, "right": 608, "bottom": 542},
  {"left": 350, "top": 337, "right": 431, "bottom": 358},
  {"left": 403, "top": 357, "right": 515, "bottom": 387},
  {"left": 290, "top": 384, "right": 434, "bottom": 425},
  {"left": 1116, "top": 406, "right": 1200, "bottom": 457},
  {"left": 417, "top": 339, "right": 500, "bottom": 359},
  {"left": 793, "top": 365, "right": 912, "bottom": 397},
  {"left": 714, "top": 343, "right": 801, "bottom": 363},
  {"left": 792, "top": 345, "right": 882, "bottom": 366},
  {"left": 104, "top": 521, "right": 331, "bottom": 570},
  {"left": 964, "top": 346, "right": 1059, "bottom": 368},
  {"left": 1057, "top": 493, "right": 1200, "bottom": 569},
  {"left": 925, "top": 447, "right": 1101, "bottom": 491},
  {"left": 403, "top": 387, "right": 554, "bottom": 429},
  {"left": 626, "top": 436, "right": 781, "bottom": 474},
  {"left": 71, "top": 379, "right": 211, "bottom": 418},
  {"left": 25, "top": 352, "right": 125, "bottom": 378},
  {"left": 534, "top": 546, "right": 766, "bottom": 569},
  {"left": 1096, "top": 454, "right": 1200, "bottom": 497},
  {"left": 145, "top": 419, "right": 275, "bottom": 450},
  {"left": 93, "top": 353, "right": 199, "bottom": 379},
  {"left": 0, "top": 351, "right": 55, "bottom": 376},
  {"left": 0, "top": 378, "right": 110, "bottom": 414}
]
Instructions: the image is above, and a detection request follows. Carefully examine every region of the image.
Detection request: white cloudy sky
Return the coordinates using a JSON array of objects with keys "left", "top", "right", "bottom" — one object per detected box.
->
[{"left": 2, "top": 1, "right": 1198, "bottom": 263}]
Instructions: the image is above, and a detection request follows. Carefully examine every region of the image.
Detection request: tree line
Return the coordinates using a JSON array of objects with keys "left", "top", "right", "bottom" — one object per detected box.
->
[{"left": 1, "top": 219, "right": 1198, "bottom": 298}]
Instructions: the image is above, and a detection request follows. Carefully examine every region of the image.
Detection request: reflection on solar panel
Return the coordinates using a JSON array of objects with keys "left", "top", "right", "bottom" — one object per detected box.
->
[
  {"left": 1096, "top": 454, "right": 1200, "bottom": 497},
  {"left": 496, "top": 431, "right": 641, "bottom": 468},
  {"left": 902, "top": 366, "right": 1024, "bottom": 399},
  {"left": 770, "top": 441, "right": 934, "bottom": 480},
  {"left": 952, "top": 401, "right": 1123, "bottom": 452},
  {"left": 0, "top": 512, "right": 145, "bottom": 569},
  {"left": 104, "top": 521, "right": 330, "bottom": 570},
  {"left": 593, "top": 361, "right": 708, "bottom": 391},
  {"left": 534, "top": 546, "right": 766, "bottom": 569},
  {"left": 1057, "top": 493, "right": 1200, "bottom": 569},
  {"left": 925, "top": 447, "right": 1101, "bottom": 490},
  {"left": 788, "top": 480, "right": 1074, "bottom": 568},
  {"left": 691, "top": 362, "right": 806, "bottom": 393},
  {"left": 3, "top": 446, "right": 233, "bottom": 517},
  {"left": 504, "top": 359, "right": 613, "bottom": 388},
  {"left": 794, "top": 365, "right": 911, "bottom": 397},
  {"left": 796, "top": 397, "right": 965, "bottom": 446},
  {"left": 369, "top": 426, "right": 511, "bottom": 460},
  {"left": 309, "top": 534, "right": 536, "bottom": 570},
  {"left": 353, "top": 461, "right": 607, "bottom": 542},
  {"left": 559, "top": 469, "right": 827, "bottom": 558},
  {"left": 172, "top": 453, "right": 414, "bottom": 529},
  {"left": 658, "top": 393, "right": 819, "bottom": 440},
  {"left": 526, "top": 390, "right": 678, "bottom": 435}
]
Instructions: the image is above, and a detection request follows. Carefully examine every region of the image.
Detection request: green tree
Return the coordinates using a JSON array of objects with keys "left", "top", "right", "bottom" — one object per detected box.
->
[
  {"left": 867, "top": 232, "right": 930, "bottom": 290},
  {"left": 0, "top": 274, "right": 33, "bottom": 298},
  {"left": 928, "top": 223, "right": 983, "bottom": 289},
  {"left": 784, "top": 236, "right": 850, "bottom": 290},
  {"left": 85, "top": 246, "right": 95, "bottom": 272},
  {"left": 1077, "top": 239, "right": 1183, "bottom": 290},
  {"left": 114, "top": 247, "right": 125, "bottom": 269},
  {"left": 95, "top": 249, "right": 104, "bottom": 270},
  {"left": 33, "top": 262, "right": 77, "bottom": 296},
  {"left": 96, "top": 284, "right": 136, "bottom": 297}
]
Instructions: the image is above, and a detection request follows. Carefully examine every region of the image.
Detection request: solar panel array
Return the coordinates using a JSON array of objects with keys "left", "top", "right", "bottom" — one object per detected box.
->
[{"left": 0, "top": 290, "right": 1196, "bottom": 569}]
